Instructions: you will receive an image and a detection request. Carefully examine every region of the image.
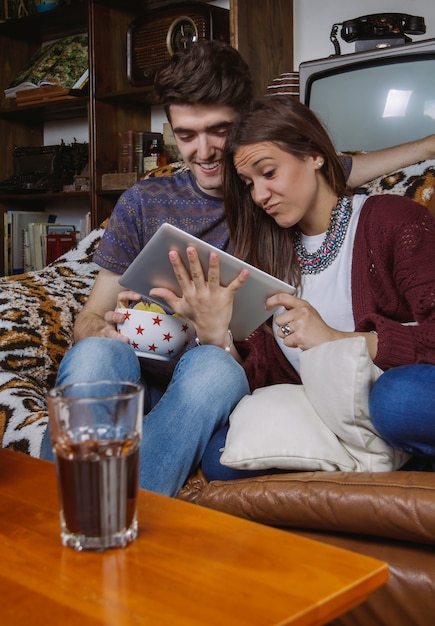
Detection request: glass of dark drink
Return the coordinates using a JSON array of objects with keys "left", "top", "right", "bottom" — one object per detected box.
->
[{"left": 47, "top": 380, "right": 144, "bottom": 551}]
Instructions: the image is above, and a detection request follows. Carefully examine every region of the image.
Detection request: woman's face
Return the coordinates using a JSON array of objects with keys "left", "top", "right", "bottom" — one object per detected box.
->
[{"left": 233, "top": 141, "right": 325, "bottom": 232}]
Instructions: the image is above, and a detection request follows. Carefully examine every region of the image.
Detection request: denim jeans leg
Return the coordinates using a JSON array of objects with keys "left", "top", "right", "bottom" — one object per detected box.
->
[
  {"left": 369, "top": 364, "right": 435, "bottom": 458},
  {"left": 41, "top": 340, "right": 250, "bottom": 497},
  {"left": 138, "top": 345, "right": 250, "bottom": 496}
]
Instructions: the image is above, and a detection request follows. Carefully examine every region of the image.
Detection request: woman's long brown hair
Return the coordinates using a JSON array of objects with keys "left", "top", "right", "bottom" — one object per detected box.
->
[{"left": 223, "top": 95, "right": 350, "bottom": 290}]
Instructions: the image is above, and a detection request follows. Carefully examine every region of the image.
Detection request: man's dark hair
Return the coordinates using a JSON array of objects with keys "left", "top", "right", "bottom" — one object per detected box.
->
[{"left": 154, "top": 40, "right": 253, "bottom": 119}]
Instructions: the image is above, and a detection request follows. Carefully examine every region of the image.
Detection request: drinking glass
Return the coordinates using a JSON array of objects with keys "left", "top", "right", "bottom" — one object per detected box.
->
[{"left": 47, "top": 380, "right": 144, "bottom": 551}]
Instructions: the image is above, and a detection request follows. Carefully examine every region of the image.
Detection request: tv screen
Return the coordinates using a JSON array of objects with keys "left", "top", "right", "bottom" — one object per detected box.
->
[{"left": 299, "top": 38, "right": 435, "bottom": 152}]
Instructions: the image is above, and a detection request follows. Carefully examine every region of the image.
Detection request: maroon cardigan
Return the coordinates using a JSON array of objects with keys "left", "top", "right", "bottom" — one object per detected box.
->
[{"left": 238, "top": 195, "right": 435, "bottom": 391}]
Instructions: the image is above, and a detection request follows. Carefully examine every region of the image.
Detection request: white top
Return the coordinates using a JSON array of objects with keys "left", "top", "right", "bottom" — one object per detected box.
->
[{"left": 273, "top": 195, "right": 366, "bottom": 374}]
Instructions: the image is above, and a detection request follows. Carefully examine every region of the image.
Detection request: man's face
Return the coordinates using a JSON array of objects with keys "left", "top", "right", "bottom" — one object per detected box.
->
[{"left": 169, "top": 103, "right": 239, "bottom": 198}]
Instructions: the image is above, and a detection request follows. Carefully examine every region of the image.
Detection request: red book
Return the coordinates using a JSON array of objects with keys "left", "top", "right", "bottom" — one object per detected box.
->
[{"left": 46, "top": 232, "right": 77, "bottom": 264}]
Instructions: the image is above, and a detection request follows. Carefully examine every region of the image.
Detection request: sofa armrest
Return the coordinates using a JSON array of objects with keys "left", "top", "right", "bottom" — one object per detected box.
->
[{"left": 179, "top": 469, "right": 435, "bottom": 545}]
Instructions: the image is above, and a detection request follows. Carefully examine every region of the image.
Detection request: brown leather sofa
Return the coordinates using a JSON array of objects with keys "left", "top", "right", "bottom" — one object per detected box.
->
[{"left": 179, "top": 468, "right": 435, "bottom": 625}]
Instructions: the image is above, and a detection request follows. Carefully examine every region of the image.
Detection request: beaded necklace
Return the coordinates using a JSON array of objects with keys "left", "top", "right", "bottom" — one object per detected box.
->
[{"left": 292, "top": 195, "right": 353, "bottom": 274}]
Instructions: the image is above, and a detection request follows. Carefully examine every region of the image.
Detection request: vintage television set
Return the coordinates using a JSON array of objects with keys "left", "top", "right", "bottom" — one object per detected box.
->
[{"left": 299, "top": 37, "right": 435, "bottom": 152}]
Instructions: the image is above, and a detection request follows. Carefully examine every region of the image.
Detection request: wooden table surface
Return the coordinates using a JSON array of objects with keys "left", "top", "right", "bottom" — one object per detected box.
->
[{"left": 0, "top": 449, "right": 388, "bottom": 626}]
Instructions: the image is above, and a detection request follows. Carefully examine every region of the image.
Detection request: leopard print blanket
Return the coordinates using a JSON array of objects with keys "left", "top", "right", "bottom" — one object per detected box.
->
[
  {"left": 0, "top": 159, "right": 434, "bottom": 457},
  {"left": 0, "top": 228, "right": 104, "bottom": 455}
]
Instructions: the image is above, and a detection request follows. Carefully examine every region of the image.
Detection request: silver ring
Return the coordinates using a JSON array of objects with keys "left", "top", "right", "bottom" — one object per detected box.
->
[{"left": 281, "top": 324, "right": 292, "bottom": 336}]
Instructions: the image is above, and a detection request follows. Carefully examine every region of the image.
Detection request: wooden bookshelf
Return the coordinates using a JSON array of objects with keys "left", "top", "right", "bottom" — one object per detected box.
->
[{"left": 0, "top": 0, "right": 293, "bottom": 275}]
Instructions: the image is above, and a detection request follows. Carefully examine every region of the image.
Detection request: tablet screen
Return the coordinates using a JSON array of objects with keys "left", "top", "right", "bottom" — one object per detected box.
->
[{"left": 119, "top": 223, "right": 295, "bottom": 340}]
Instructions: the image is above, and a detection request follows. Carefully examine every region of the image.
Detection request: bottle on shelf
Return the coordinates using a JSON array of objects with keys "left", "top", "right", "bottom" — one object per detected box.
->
[{"left": 143, "top": 138, "right": 167, "bottom": 173}]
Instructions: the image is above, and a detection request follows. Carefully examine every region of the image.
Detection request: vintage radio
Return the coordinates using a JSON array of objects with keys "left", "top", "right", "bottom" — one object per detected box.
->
[{"left": 127, "top": 1, "right": 229, "bottom": 86}]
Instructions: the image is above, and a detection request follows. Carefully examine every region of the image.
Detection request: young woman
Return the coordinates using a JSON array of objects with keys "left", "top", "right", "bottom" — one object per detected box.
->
[
  {"left": 221, "top": 96, "right": 434, "bottom": 359},
  {"left": 202, "top": 95, "right": 435, "bottom": 477}
]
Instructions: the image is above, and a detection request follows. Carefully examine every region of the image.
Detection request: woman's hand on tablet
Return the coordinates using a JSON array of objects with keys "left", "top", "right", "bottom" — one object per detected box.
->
[{"left": 149, "top": 246, "right": 249, "bottom": 348}]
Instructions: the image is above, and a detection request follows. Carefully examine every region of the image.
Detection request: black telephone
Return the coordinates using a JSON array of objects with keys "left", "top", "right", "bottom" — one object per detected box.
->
[
  {"left": 330, "top": 13, "right": 426, "bottom": 55},
  {"left": 341, "top": 13, "right": 426, "bottom": 43}
]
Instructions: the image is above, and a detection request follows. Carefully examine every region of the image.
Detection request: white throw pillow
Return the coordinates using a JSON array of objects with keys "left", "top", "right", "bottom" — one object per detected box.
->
[
  {"left": 300, "top": 337, "right": 409, "bottom": 471},
  {"left": 220, "top": 384, "right": 356, "bottom": 471},
  {"left": 220, "top": 337, "right": 410, "bottom": 472}
]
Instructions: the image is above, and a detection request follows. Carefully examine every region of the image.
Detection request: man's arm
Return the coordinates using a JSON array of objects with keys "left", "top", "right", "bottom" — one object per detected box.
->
[
  {"left": 73, "top": 268, "right": 140, "bottom": 343},
  {"left": 347, "top": 134, "right": 435, "bottom": 188}
]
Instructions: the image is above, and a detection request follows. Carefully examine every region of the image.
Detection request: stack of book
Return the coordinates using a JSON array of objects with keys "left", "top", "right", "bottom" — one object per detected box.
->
[
  {"left": 118, "top": 130, "right": 164, "bottom": 175},
  {"left": 101, "top": 130, "right": 165, "bottom": 191},
  {"left": 4, "top": 211, "right": 78, "bottom": 275}
]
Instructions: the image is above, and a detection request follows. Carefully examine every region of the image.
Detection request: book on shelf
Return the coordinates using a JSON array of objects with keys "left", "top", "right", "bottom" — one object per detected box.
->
[
  {"left": 28, "top": 223, "right": 77, "bottom": 271},
  {"left": 79, "top": 212, "right": 92, "bottom": 239},
  {"left": 45, "top": 231, "right": 77, "bottom": 265},
  {"left": 4, "top": 211, "right": 55, "bottom": 275},
  {"left": 133, "top": 131, "right": 144, "bottom": 174},
  {"left": 27, "top": 222, "right": 55, "bottom": 272},
  {"left": 118, "top": 130, "right": 163, "bottom": 174},
  {"left": 4, "top": 34, "right": 89, "bottom": 99},
  {"left": 3, "top": 211, "right": 77, "bottom": 274},
  {"left": 118, "top": 129, "right": 135, "bottom": 174}
]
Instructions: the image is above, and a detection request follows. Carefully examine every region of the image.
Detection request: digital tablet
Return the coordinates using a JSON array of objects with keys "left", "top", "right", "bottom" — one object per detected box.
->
[{"left": 119, "top": 223, "right": 296, "bottom": 341}]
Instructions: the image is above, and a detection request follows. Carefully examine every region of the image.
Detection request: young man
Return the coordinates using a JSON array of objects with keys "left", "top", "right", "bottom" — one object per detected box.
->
[{"left": 40, "top": 40, "right": 435, "bottom": 495}]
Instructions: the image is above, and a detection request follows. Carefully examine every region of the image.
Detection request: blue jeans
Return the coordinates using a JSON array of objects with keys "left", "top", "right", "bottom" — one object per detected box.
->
[
  {"left": 41, "top": 338, "right": 250, "bottom": 496},
  {"left": 369, "top": 364, "right": 435, "bottom": 460}
]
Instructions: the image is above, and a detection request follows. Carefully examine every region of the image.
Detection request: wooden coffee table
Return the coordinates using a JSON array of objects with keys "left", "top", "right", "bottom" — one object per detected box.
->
[{"left": 0, "top": 449, "right": 388, "bottom": 625}]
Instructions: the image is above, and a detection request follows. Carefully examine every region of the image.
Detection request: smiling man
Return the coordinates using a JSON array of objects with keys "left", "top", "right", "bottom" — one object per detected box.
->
[{"left": 71, "top": 41, "right": 252, "bottom": 345}]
